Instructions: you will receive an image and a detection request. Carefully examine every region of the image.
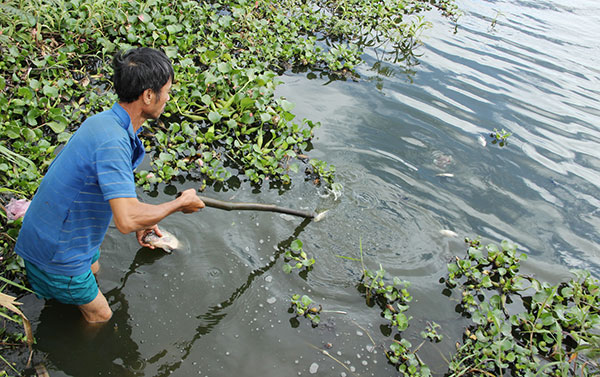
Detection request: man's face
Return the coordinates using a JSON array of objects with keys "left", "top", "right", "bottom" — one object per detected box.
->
[{"left": 144, "top": 79, "right": 172, "bottom": 120}]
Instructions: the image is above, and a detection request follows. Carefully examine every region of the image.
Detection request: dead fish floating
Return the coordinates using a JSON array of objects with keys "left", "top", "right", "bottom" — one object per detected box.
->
[
  {"left": 439, "top": 229, "right": 459, "bottom": 238},
  {"left": 143, "top": 229, "right": 180, "bottom": 253},
  {"left": 478, "top": 134, "right": 487, "bottom": 147},
  {"left": 432, "top": 151, "right": 453, "bottom": 169}
]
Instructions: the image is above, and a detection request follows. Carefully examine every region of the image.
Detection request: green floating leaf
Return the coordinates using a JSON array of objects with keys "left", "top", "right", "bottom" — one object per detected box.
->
[
  {"left": 208, "top": 111, "right": 222, "bottom": 123},
  {"left": 164, "top": 46, "right": 178, "bottom": 59},
  {"left": 201, "top": 94, "right": 213, "bottom": 106},
  {"left": 57, "top": 132, "right": 72, "bottom": 143},
  {"left": 260, "top": 113, "right": 271, "bottom": 122},
  {"left": 217, "top": 62, "right": 231, "bottom": 73},
  {"left": 166, "top": 24, "right": 182, "bottom": 34},
  {"left": 280, "top": 99, "right": 295, "bottom": 112},
  {"left": 159, "top": 152, "right": 174, "bottom": 162},
  {"left": 42, "top": 85, "right": 59, "bottom": 98},
  {"left": 46, "top": 121, "right": 66, "bottom": 134},
  {"left": 226, "top": 119, "right": 237, "bottom": 128},
  {"left": 291, "top": 239, "right": 303, "bottom": 252}
]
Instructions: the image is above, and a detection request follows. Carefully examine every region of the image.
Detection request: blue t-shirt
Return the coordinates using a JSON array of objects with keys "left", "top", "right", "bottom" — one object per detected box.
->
[{"left": 15, "top": 103, "right": 145, "bottom": 276}]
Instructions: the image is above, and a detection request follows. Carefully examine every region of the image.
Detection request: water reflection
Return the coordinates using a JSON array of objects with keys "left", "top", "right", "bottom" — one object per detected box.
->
[
  {"left": 34, "top": 248, "right": 167, "bottom": 376},
  {"left": 148, "top": 218, "right": 312, "bottom": 377},
  {"left": 35, "top": 288, "right": 141, "bottom": 376}
]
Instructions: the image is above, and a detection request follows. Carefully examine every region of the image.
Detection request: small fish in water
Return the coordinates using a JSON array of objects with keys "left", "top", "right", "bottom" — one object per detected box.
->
[
  {"left": 436, "top": 173, "right": 454, "bottom": 178},
  {"left": 143, "top": 229, "right": 180, "bottom": 253}
]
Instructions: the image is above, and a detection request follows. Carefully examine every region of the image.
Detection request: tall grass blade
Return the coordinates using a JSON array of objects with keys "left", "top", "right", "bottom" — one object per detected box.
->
[{"left": 0, "top": 276, "right": 34, "bottom": 293}]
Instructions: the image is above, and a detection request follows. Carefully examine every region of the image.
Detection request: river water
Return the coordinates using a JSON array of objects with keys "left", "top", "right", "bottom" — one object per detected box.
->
[{"left": 23, "top": 0, "right": 600, "bottom": 376}]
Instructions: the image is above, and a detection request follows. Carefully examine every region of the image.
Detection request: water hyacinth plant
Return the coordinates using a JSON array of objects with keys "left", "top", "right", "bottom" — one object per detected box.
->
[
  {"left": 0, "top": 0, "right": 460, "bottom": 196},
  {"left": 290, "top": 294, "right": 322, "bottom": 326},
  {"left": 330, "top": 239, "right": 600, "bottom": 376},
  {"left": 490, "top": 127, "right": 511, "bottom": 147},
  {"left": 282, "top": 239, "right": 315, "bottom": 275},
  {"left": 443, "top": 238, "right": 600, "bottom": 377}
]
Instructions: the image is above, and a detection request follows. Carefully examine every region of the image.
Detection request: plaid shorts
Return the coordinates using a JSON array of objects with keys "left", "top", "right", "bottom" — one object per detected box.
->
[{"left": 24, "top": 250, "right": 100, "bottom": 306}]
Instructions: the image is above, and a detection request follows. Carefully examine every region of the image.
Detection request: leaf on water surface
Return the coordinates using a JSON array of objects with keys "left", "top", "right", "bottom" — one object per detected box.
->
[
  {"left": 290, "top": 239, "right": 303, "bottom": 251},
  {"left": 47, "top": 121, "right": 66, "bottom": 134}
]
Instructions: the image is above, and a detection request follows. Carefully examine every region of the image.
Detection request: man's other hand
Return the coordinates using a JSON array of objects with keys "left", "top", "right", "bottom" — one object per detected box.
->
[{"left": 136, "top": 224, "right": 162, "bottom": 249}]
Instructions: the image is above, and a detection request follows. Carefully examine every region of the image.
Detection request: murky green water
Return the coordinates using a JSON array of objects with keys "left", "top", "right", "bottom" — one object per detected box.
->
[{"left": 22, "top": 0, "right": 600, "bottom": 375}]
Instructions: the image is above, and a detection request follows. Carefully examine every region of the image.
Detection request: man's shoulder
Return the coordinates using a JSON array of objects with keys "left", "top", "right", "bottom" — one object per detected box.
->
[
  {"left": 79, "top": 108, "right": 128, "bottom": 140},
  {"left": 83, "top": 108, "right": 122, "bottom": 128}
]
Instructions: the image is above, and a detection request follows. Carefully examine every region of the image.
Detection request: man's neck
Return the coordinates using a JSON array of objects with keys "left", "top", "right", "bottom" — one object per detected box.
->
[{"left": 118, "top": 101, "right": 147, "bottom": 131}]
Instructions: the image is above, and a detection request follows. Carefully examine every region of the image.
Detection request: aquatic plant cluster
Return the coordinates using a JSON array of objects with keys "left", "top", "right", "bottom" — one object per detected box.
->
[
  {"left": 0, "top": 0, "right": 459, "bottom": 199},
  {"left": 290, "top": 238, "right": 599, "bottom": 376},
  {"left": 283, "top": 239, "right": 315, "bottom": 275},
  {"left": 443, "top": 238, "right": 600, "bottom": 377},
  {"left": 359, "top": 263, "right": 434, "bottom": 375}
]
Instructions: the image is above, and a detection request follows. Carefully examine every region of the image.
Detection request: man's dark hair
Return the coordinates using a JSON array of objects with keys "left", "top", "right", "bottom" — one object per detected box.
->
[{"left": 112, "top": 47, "right": 174, "bottom": 103}]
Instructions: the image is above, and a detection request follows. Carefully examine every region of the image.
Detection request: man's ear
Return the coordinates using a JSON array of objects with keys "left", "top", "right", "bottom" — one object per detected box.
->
[{"left": 142, "top": 88, "right": 154, "bottom": 105}]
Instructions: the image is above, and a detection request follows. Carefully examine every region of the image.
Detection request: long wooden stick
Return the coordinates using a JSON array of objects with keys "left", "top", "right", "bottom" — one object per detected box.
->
[{"left": 198, "top": 195, "right": 327, "bottom": 221}]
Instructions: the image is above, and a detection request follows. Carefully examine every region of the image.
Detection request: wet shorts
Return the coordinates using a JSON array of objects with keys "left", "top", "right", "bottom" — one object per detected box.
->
[{"left": 24, "top": 250, "right": 100, "bottom": 306}]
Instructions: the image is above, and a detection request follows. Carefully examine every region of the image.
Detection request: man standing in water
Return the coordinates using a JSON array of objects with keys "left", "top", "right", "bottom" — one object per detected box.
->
[{"left": 15, "top": 47, "right": 205, "bottom": 323}]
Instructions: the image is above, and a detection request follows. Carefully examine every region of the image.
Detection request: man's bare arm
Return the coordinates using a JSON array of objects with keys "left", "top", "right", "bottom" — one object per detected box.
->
[{"left": 109, "top": 188, "right": 204, "bottom": 234}]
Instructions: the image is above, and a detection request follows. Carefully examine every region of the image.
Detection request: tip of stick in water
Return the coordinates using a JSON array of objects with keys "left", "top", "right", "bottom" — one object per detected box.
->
[{"left": 313, "top": 210, "right": 329, "bottom": 222}]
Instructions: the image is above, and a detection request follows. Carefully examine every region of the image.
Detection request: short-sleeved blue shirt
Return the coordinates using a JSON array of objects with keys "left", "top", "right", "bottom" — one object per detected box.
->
[{"left": 15, "top": 103, "right": 145, "bottom": 276}]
